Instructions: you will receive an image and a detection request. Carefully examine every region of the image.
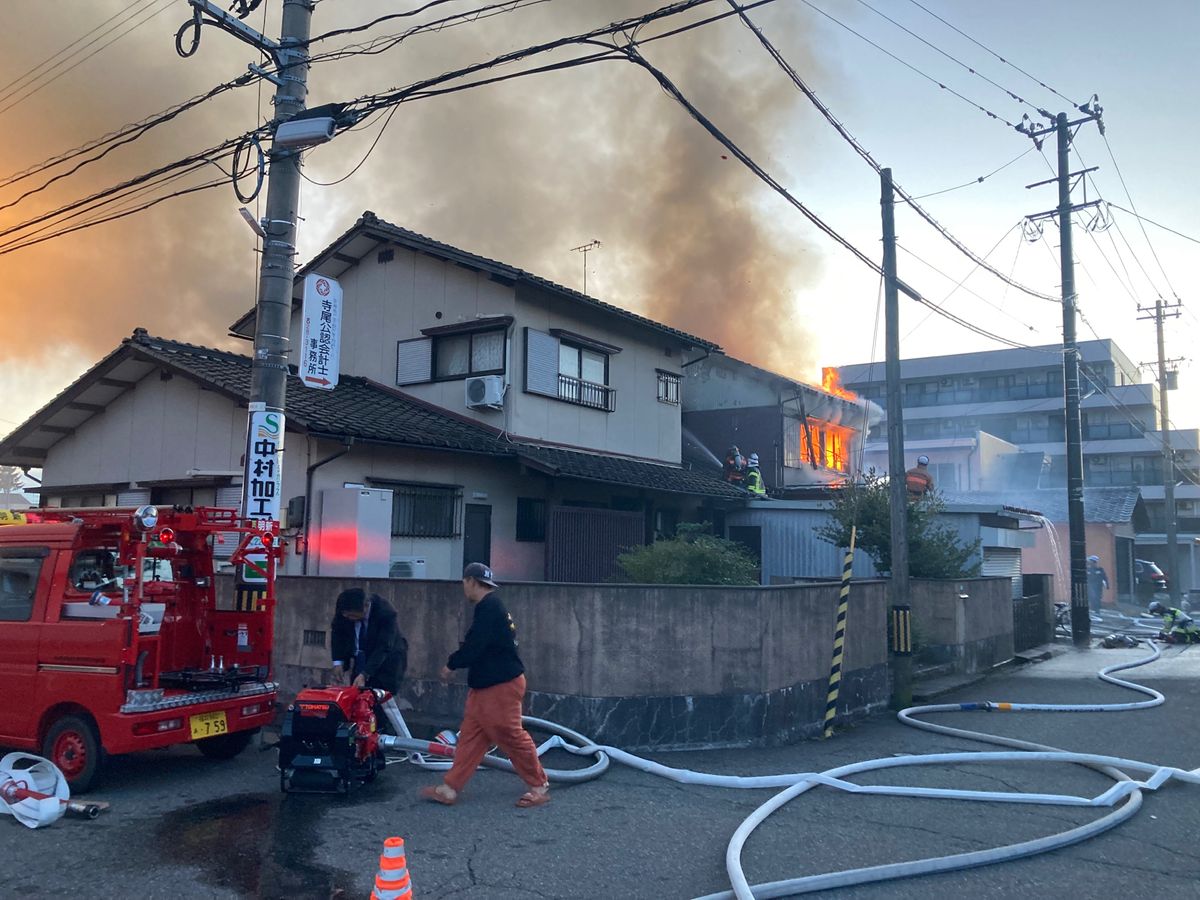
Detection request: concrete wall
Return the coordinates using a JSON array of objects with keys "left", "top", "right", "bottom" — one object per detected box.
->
[
  {"left": 244, "top": 576, "right": 892, "bottom": 749},
  {"left": 908, "top": 577, "right": 1015, "bottom": 673},
  {"left": 289, "top": 246, "right": 685, "bottom": 463}
]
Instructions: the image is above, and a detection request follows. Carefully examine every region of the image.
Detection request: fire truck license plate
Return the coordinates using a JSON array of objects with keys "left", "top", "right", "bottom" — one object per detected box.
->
[{"left": 189, "top": 711, "right": 229, "bottom": 740}]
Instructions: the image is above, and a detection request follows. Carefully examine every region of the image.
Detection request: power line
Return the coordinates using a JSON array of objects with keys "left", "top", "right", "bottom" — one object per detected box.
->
[
  {"left": 905, "top": 146, "right": 1033, "bottom": 200},
  {"left": 795, "top": 0, "right": 1023, "bottom": 130},
  {"left": 1107, "top": 203, "right": 1200, "bottom": 247},
  {"left": 307, "top": 0, "right": 471, "bottom": 44},
  {"left": 901, "top": 0, "right": 1081, "bottom": 109},
  {"left": 301, "top": 105, "right": 400, "bottom": 186},
  {"left": 0, "top": 0, "right": 151, "bottom": 99},
  {"left": 620, "top": 43, "right": 1040, "bottom": 351},
  {"left": 0, "top": 0, "right": 177, "bottom": 119},
  {"left": 849, "top": 0, "right": 1051, "bottom": 116},
  {"left": 725, "top": 1, "right": 1058, "bottom": 303},
  {"left": 1100, "top": 133, "right": 1182, "bottom": 301}
]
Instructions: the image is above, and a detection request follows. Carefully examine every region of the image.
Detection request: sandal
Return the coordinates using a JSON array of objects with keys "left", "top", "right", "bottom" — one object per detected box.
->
[
  {"left": 515, "top": 788, "right": 550, "bottom": 808},
  {"left": 419, "top": 784, "right": 457, "bottom": 806}
]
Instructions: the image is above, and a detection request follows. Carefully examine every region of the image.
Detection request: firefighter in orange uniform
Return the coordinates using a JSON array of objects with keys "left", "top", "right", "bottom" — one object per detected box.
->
[{"left": 905, "top": 455, "right": 935, "bottom": 500}]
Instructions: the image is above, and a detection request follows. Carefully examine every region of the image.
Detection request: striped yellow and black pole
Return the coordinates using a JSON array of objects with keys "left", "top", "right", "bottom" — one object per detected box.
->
[{"left": 824, "top": 526, "right": 856, "bottom": 739}]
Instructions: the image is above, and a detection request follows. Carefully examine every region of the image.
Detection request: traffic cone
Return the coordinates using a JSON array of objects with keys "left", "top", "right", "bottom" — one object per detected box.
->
[{"left": 370, "top": 836, "right": 413, "bottom": 900}]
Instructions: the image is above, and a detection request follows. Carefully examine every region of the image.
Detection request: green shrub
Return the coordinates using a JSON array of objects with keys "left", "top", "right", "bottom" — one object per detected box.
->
[{"left": 616, "top": 522, "right": 759, "bottom": 585}]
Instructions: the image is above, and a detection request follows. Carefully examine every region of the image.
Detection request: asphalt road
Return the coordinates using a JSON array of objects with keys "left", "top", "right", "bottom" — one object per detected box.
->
[{"left": 2, "top": 644, "right": 1198, "bottom": 899}]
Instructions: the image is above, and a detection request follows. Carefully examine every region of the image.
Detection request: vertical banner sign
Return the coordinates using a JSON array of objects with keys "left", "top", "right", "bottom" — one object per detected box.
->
[
  {"left": 242, "top": 404, "right": 285, "bottom": 584},
  {"left": 299, "top": 273, "right": 342, "bottom": 390}
]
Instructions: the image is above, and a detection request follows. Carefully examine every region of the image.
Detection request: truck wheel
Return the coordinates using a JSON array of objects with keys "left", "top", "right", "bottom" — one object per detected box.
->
[
  {"left": 43, "top": 715, "right": 101, "bottom": 794},
  {"left": 196, "top": 729, "right": 256, "bottom": 760}
]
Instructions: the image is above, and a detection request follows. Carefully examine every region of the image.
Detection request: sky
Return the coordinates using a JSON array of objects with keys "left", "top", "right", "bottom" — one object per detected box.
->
[{"left": 0, "top": 0, "right": 1197, "bottom": 455}]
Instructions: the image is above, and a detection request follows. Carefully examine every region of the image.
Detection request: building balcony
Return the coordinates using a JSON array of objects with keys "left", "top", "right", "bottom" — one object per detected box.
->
[{"left": 557, "top": 373, "right": 615, "bottom": 411}]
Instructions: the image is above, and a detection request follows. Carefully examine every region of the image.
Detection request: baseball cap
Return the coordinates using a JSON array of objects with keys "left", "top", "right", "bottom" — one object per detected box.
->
[{"left": 463, "top": 562, "right": 498, "bottom": 587}]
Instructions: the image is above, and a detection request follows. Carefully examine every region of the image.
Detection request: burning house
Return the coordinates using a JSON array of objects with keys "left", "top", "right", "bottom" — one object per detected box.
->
[{"left": 682, "top": 356, "right": 882, "bottom": 492}]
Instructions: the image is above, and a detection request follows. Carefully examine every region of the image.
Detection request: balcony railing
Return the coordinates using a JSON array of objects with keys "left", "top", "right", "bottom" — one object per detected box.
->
[{"left": 557, "top": 373, "right": 615, "bottom": 411}]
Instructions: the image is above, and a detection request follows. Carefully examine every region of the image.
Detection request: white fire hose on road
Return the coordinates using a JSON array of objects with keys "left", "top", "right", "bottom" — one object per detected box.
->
[
  {"left": 378, "top": 641, "right": 1200, "bottom": 898},
  {"left": 0, "top": 753, "right": 69, "bottom": 829}
]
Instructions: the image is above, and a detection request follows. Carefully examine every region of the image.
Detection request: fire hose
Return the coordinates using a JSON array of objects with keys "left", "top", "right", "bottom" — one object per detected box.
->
[{"left": 377, "top": 641, "right": 1199, "bottom": 898}]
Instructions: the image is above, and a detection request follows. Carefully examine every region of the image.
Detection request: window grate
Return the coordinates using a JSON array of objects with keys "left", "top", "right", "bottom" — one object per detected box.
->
[
  {"left": 657, "top": 370, "right": 681, "bottom": 404},
  {"left": 303, "top": 629, "right": 326, "bottom": 648},
  {"left": 516, "top": 497, "right": 547, "bottom": 542},
  {"left": 389, "top": 483, "right": 462, "bottom": 537}
]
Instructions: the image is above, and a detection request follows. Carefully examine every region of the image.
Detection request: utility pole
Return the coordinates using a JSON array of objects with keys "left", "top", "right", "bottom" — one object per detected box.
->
[
  {"left": 244, "top": 0, "right": 313, "bottom": 522},
  {"left": 1024, "top": 104, "right": 1104, "bottom": 647},
  {"left": 176, "top": 0, "right": 314, "bottom": 523},
  {"left": 881, "top": 167, "right": 912, "bottom": 707},
  {"left": 1140, "top": 299, "right": 1183, "bottom": 603}
]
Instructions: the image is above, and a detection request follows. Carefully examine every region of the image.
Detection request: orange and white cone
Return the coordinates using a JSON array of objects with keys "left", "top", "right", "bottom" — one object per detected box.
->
[{"left": 370, "top": 836, "right": 413, "bottom": 900}]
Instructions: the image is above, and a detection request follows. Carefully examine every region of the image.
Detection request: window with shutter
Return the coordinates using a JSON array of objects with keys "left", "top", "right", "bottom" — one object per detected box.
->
[
  {"left": 396, "top": 338, "right": 433, "bottom": 386},
  {"left": 525, "top": 328, "right": 560, "bottom": 397}
]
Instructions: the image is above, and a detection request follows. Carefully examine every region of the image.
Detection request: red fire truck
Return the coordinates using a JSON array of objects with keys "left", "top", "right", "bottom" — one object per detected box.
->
[{"left": 0, "top": 505, "right": 281, "bottom": 792}]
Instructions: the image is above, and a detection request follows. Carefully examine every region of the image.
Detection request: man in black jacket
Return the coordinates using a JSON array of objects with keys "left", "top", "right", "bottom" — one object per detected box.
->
[
  {"left": 419, "top": 563, "right": 549, "bottom": 808},
  {"left": 329, "top": 588, "right": 407, "bottom": 694}
]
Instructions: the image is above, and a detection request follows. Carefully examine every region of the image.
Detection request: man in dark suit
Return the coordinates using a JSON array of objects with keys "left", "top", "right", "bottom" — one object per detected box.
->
[{"left": 330, "top": 588, "right": 407, "bottom": 694}]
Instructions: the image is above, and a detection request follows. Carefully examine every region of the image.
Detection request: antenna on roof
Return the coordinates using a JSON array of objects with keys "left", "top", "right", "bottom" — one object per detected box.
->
[{"left": 570, "top": 240, "right": 602, "bottom": 295}]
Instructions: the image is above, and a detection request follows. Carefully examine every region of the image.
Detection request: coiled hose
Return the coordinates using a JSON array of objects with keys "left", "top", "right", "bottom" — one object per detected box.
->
[{"left": 382, "top": 642, "right": 1199, "bottom": 898}]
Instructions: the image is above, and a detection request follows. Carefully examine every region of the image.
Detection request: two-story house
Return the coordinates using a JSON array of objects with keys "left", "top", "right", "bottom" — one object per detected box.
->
[{"left": 0, "top": 212, "right": 746, "bottom": 582}]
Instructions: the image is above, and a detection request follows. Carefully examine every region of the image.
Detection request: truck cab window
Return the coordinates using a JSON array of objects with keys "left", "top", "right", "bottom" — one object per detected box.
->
[
  {"left": 69, "top": 549, "right": 120, "bottom": 592},
  {"left": 0, "top": 553, "right": 43, "bottom": 621}
]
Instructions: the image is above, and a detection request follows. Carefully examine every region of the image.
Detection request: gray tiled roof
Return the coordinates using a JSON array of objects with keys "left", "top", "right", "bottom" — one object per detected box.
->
[
  {"left": 231, "top": 211, "right": 721, "bottom": 353},
  {"left": 131, "top": 334, "right": 505, "bottom": 455},
  {"left": 130, "top": 334, "right": 743, "bottom": 500}
]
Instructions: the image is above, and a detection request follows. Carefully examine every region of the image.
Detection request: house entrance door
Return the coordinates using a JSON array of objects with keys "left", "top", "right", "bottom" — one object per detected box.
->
[{"left": 463, "top": 504, "right": 492, "bottom": 570}]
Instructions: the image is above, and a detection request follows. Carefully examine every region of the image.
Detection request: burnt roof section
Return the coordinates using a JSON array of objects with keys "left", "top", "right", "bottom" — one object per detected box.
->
[
  {"left": 228, "top": 211, "right": 720, "bottom": 352},
  {"left": 515, "top": 443, "right": 748, "bottom": 500}
]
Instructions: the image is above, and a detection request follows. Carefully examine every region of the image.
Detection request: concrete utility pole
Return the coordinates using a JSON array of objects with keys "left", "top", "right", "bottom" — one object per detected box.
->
[
  {"left": 243, "top": 0, "right": 313, "bottom": 519},
  {"left": 880, "top": 167, "right": 912, "bottom": 707},
  {"left": 1025, "top": 106, "right": 1104, "bottom": 647},
  {"left": 1141, "top": 299, "right": 1183, "bottom": 602}
]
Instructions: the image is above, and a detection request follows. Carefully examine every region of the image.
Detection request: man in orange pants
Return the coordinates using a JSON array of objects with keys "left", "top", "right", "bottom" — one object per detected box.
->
[{"left": 419, "top": 563, "right": 550, "bottom": 808}]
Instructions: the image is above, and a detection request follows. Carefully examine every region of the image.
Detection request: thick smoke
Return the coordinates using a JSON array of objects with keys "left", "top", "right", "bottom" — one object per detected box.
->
[{"left": 0, "top": 0, "right": 822, "bottom": 429}]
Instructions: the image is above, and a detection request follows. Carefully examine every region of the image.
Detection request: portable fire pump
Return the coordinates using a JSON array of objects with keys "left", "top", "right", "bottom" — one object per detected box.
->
[
  {"left": 278, "top": 686, "right": 389, "bottom": 793},
  {"left": 0, "top": 505, "right": 283, "bottom": 792}
]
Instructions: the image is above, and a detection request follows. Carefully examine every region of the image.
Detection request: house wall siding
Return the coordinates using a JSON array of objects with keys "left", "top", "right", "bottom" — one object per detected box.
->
[
  {"left": 292, "top": 248, "right": 684, "bottom": 463},
  {"left": 42, "top": 372, "right": 246, "bottom": 487}
]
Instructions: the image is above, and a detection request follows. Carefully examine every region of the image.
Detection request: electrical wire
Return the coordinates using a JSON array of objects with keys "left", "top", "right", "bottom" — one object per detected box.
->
[
  {"left": 307, "top": 0, "right": 466, "bottom": 44},
  {"left": 1107, "top": 204, "right": 1200, "bottom": 247},
  {"left": 0, "top": 0, "right": 177, "bottom": 119},
  {"left": 307, "top": 0, "right": 558, "bottom": 66},
  {"left": 301, "top": 105, "right": 399, "bottom": 186},
  {"left": 902, "top": 0, "right": 1082, "bottom": 109},
  {"left": 1100, "top": 134, "right": 1182, "bottom": 302},
  {"left": 725, "top": 1, "right": 1058, "bottom": 303},
  {"left": 795, "top": 0, "right": 1023, "bottom": 130},
  {"left": 849, "top": 0, "right": 1051, "bottom": 117},
  {"left": 0, "top": 0, "right": 150, "bottom": 100},
  {"left": 905, "top": 146, "right": 1033, "bottom": 200}
]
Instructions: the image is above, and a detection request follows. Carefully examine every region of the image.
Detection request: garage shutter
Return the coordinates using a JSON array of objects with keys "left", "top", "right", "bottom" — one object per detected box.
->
[
  {"left": 982, "top": 547, "right": 1022, "bottom": 599},
  {"left": 118, "top": 489, "right": 150, "bottom": 507},
  {"left": 396, "top": 338, "right": 432, "bottom": 386},
  {"left": 524, "top": 328, "right": 559, "bottom": 397}
]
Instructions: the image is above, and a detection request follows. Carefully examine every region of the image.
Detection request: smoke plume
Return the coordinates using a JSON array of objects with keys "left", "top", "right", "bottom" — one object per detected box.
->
[{"left": 0, "top": 0, "right": 823, "bottom": 429}]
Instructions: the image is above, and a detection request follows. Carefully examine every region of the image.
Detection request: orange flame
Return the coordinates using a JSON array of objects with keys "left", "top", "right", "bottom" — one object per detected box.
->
[
  {"left": 821, "top": 367, "right": 858, "bottom": 401},
  {"left": 798, "top": 421, "right": 855, "bottom": 473}
]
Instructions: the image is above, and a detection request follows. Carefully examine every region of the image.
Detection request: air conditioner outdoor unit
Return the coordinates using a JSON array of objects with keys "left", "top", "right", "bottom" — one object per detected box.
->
[
  {"left": 465, "top": 374, "right": 505, "bottom": 409},
  {"left": 390, "top": 557, "right": 427, "bottom": 579}
]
